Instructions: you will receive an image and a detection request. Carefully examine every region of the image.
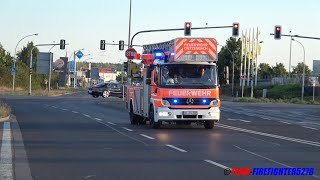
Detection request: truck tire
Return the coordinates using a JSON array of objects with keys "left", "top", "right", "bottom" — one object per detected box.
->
[
  {"left": 129, "top": 103, "right": 139, "bottom": 125},
  {"left": 204, "top": 121, "right": 214, "bottom": 129},
  {"left": 149, "top": 106, "right": 161, "bottom": 129}
]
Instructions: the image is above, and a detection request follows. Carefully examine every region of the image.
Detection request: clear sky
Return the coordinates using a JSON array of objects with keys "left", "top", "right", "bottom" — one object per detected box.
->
[{"left": 1, "top": 0, "right": 320, "bottom": 71}]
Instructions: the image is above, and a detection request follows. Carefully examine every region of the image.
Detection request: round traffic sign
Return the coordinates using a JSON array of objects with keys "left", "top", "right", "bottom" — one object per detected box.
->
[{"left": 125, "top": 48, "right": 137, "bottom": 59}]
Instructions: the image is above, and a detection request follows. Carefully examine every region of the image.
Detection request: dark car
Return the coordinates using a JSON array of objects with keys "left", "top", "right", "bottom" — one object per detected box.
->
[{"left": 88, "top": 83, "right": 123, "bottom": 98}]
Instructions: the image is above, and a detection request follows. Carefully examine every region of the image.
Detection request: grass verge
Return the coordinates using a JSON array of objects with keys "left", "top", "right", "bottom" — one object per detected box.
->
[{"left": 233, "top": 97, "right": 320, "bottom": 105}]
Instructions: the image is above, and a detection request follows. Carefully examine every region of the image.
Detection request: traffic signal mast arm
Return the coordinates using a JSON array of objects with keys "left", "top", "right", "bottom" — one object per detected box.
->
[
  {"left": 270, "top": 33, "right": 320, "bottom": 40},
  {"left": 130, "top": 25, "right": 233, "bottom": 47}
]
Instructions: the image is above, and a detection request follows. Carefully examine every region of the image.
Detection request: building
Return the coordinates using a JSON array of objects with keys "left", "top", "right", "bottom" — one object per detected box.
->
[{"left": 99, "top": 69, "right": 121, "bottom": 82}]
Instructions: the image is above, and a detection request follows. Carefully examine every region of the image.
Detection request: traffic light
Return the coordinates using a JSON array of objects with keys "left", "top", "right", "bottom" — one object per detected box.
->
[
  {"left": 60, "top": 39, "right": 65, "bottom": 50},
  {"left": 184, "top": 22, "right": 191, "bottom": 36},
  {"left": 100, "top": 40, "right": 106, "bottom": 50},
  {"left": 232, "top": 23, "right": 239, "bottom": 37},
  {"left": 119, "top": 40, "right": 124, "bottom": 51},
  {"left": 123, "top": 61, "right": 128, "bottom": 72},
  {"left": 274, "top": 25, "right": 281, "bottom": 39}
]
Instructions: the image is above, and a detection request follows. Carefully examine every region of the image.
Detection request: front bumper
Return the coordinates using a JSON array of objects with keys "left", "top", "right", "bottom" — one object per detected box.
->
[{"left": 155, "top": 106, "right": 220, "bottom": 122}]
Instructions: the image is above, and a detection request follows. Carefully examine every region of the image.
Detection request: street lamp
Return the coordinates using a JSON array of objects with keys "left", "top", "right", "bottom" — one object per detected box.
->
[
  {"left": 289, "top": 31, "right": 293, "bottom": 78},
  {"left": 12, "top": 33, "right": 38, "bottom": 91},
  {"left": 292, "top": 38, "right": 305, "bottom": 102}
]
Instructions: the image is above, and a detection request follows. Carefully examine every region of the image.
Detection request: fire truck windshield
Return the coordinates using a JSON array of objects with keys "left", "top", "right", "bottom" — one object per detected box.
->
[{"left": 160, "top": 64, "right": 217, "bottom": 88}]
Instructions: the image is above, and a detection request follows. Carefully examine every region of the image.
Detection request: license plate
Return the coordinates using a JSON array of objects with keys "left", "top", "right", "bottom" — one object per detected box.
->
[
  {"left": 183, "top": 111, "right": 198, "bottom": 115},
  {"left": 88, "top": 90, "right": 92, "bottom": 93}
]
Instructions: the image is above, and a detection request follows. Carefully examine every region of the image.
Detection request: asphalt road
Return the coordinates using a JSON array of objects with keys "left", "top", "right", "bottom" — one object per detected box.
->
[{"left": 1, "top": 92, "right": 320, "bottom": 180}]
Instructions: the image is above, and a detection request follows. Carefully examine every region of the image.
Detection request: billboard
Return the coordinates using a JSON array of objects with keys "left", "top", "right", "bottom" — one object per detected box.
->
[
  {"left": 53, "top": 58, "right": 67, "bottom": 73},
  {"left": 91, "top": 68, "right": 99, "bottom": 80},
  {"left": 36, "top": 52, "right": 52, "bottom": 75},
  {"left": 313, "top": 60, "right": 320, "bottom": 74}
]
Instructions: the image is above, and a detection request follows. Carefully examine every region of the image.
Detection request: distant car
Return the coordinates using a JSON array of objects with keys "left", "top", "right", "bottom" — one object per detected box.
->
[{"left": 88, "top": 83, "right": 123, "bottom": 98}]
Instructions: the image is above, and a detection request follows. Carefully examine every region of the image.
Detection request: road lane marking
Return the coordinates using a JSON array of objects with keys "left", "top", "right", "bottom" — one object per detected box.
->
[
  {"left": 72, "top": 111, "right": 79, "bottom": 114},
  {"left": 82, "top": 114, "right": 91, "bottom": 118},
  {"left": 216, "top": 123, "right": 320, "bottom": 147},
  {"left": 62, "top": 108, "right": 68, "bottom": 111},
  {"left": 84, "top": 175, "right": 96, "bottom": 179},
  {"left": 233, "top": 145, "right": 320, "bottom": 179},
  {"left": 204, "top": 160, "right": 229, "bottom": 169},
  {"left": 95, "top": 118, "right": 102, "bottom": 121},
  {"left": 0, "top": 122, "right": 13, "bottom": 180},
  {"left": 279, "top": 121, "right": 291, "bottom": 125},
  {"left": 140, "top": 134, "right": 155, "bottom": 140},
  {"left": 96, "top": 121, "right": 148, "bottom": 146},
  {"left": 302, "top": 126, "right": 318, "bottom": 130},
  {"left": 122, "top": 127, "right": 133, "bottom": 132},
  {"left": 227, "top": 118, "right": 251, "bottom": 123},
  {"left": 236, "top": 133, "right": 281, "bottom": 146},
  {"left": 107, "top": 122, "right": 116, "bottom": 125},
  {"left": 166, "top": 144, "right": 187, "bottom": 153},
  {"left": 260, "top": 116, "right": 271, "bottom": 120},
  {"left": 51, "top": 106, "right": 57, "bottom": 108},
  {"left": 239, "top": 120, "right": 251, "bottom": 123}
]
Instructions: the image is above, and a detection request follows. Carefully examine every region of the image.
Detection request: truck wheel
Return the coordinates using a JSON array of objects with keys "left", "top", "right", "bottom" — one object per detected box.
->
[
  {"left": 204, "top": 121, "right": 214, "bottom": 129},
  {"left": 149, "top": 106, "right": 161, "bottom": 129},
  {"left": 129, "top": 103, "right": 138, "bottom": 125},
  {"left": 102, "top": 91, "right": 109, "bottom": 98}
]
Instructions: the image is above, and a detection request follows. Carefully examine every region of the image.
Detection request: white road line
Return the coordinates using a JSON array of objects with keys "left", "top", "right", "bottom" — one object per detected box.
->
[
  {"left": 96, "top": 121, "right": 148, "bottom": 146},
  {"left": 51, "top": 106, "right": 57, "bottom": 108},
  {"left": 302, "top": 126, "right": 318, "bottom": 130},
  {"left": 216, "top": 123, "right": 320, "bottom": 147},
  {"left": 234, "top": 145, "right": 320, "bottom": 179},
  {"left": 0, "top": 122, "right": 13, "bottom": 180},
  {"left": 62, "top": 108, "right": 68, "bottom": 111},
  {"left": 204, "top": 160, "right": 229, "bottom": 169},
  {"left": 260, "top": 117, "right": 271, "bottom": 120},
  {"left": 82, "top": 114, "right": 91, "bottom": 118},
  {"left": 72, "top": 111, "right": 79, "bottom": 114},
  {"left": 227, "top": 118, "right": 251, "bottom": 123},
  {"left": 122, "top": 127, "right": 133, "bottom": 132},
  {"left": 107, "top": 122, "right": 116, "bottom": 125},
  {"left": 279, "top": 121, "right": 291, "bottom": 125},
  {"left": 140, "top": 134, "right": 155, "bottom": 140},
  {"left": 166, "top": 144, "right": 187, "bottom": 153},
  {"left": 95, "top": 118, "right": 102, "bottom": 121},
  {"left": 239, "top": 120, "right": 251, "bottom": 123}
]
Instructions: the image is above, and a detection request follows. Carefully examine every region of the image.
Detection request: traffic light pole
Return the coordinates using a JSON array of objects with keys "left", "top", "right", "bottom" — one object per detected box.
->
[{"left": 130, "top": 25, "right": 233, "bottom": 47}]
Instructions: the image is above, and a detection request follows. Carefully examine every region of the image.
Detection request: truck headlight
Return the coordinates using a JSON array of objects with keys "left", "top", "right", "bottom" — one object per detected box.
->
[
  {"left": 159, "top": 112, "right": 170, "bottom": 116},
  {"left": 162, "top": 100, "right": 170, "bottom": 106},
  {"left": 210, "top": 99, "right": 219, "bottom": 106}
]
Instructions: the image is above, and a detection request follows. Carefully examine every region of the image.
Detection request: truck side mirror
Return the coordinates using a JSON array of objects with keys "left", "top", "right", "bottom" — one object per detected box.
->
[
  {"left": 146, "top": 79, "right": 151, "bottom": 85},
  {"left": 147, "top": 65, "right": 154, "bottom": 78}
]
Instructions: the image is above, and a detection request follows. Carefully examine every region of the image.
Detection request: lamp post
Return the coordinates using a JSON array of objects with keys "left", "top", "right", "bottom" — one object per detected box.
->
[
  {"left": 289, "top": 31, "right": 293, "bottom": 78},
  {"left": 12, "top": 33, "right": 38, "bottom": 92},
  {"left": 292, "top": 38, "right": 306, "bottom": 102},
  {"left": 68, "top": 48, "right": 85, "bottom": 88}
]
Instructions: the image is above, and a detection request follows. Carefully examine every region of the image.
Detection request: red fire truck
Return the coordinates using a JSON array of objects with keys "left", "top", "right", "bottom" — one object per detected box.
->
[{"left": 126, "top": 37, "right": 220, "bottom": 129}]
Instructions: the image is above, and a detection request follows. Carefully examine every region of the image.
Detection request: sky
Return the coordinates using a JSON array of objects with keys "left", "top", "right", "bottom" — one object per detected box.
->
[{"left": 1, "top": 0, "right": 320, "bottom": 71}]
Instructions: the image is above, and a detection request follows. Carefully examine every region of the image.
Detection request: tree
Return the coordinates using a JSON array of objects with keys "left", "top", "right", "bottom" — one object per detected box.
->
[
  {"left": 292, "top": 62, "right": 311, "bottom": 76},
  {"left": 217, "top": 37, "right": 242, "bottom": 85},
  {"left": 116, "top": 72, "right": 126, "bottom": 82},
  {"left": 16, "top": 42, "right": 39, "bottom": 67},
  {"left": 258, "top": 63, "right": 273, "bottom": 79},
  {"left": 272, "top": 63, "right": 287, "bottom": 77},
  {"left": 0, "top": 43, "right": 13, "bottom": 68}
]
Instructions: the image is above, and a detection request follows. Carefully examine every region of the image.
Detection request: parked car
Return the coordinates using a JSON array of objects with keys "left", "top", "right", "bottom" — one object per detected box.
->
[{"left": 88, "top": 82, "right": 123, "bottom": 98}]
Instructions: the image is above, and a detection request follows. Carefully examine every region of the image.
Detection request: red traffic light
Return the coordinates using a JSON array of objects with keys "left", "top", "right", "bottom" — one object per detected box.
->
[
  {"left": 184, "top": 22, "right": 191, "bottom": 36},
  {"left": 186, "top": 23, "right": 190, "bottom": 28},
  {"left": 234, "top": 24, "right": 238, "bottom": 29},
  {"left": 276, "top": 27, "right": 281, "bottom": 31},
  {"left": 274, "top": 25, "right": 282, "bottom": 39},
  {"left": 232, "top": 23, "right": 239, "bottom": 37}
]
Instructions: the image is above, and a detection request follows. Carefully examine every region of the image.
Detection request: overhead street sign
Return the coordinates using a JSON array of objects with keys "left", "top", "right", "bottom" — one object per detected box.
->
[
  {"left": 125, "top": 48, "right": 137, "bottom": 60},
  {"left": 75, "top": 51, "right": 84, "bottom": 59}
]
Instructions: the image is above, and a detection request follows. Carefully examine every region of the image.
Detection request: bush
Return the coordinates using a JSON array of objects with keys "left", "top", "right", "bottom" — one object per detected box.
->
[{"left": 0, "top": 100, "right": 11, "bottom": 118}]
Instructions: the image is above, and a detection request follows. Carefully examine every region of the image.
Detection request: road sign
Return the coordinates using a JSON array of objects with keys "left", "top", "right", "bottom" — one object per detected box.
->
[
  {"left": 11, "top": 67, "right": 16, "bottom": 73},
  {"left": 75, "top": 51, "right": 84, "bottom": 59},
  {"left": 69, "top": 60, "right": 75, "bottom": 72},
  {"left": 125, "top": 48, "right": 137, "bottom": 60}
]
